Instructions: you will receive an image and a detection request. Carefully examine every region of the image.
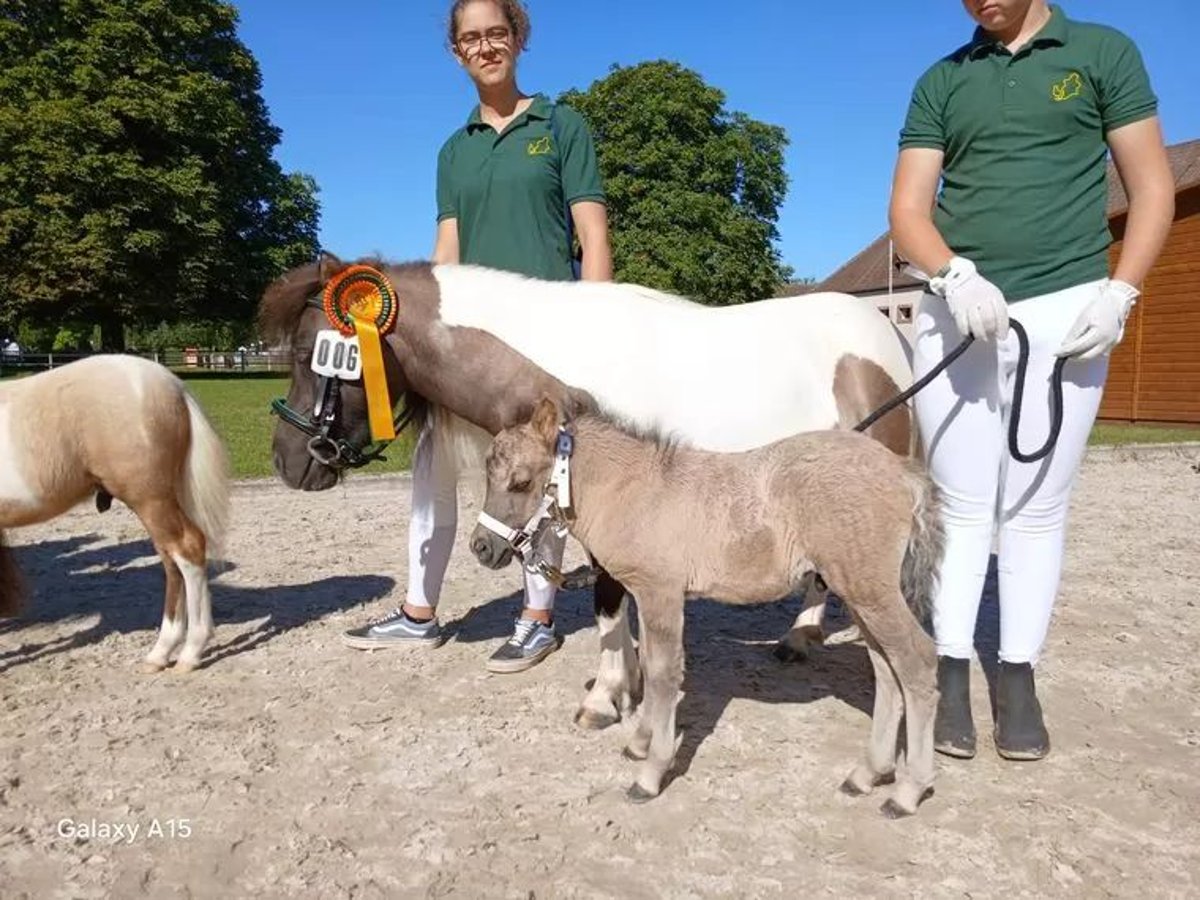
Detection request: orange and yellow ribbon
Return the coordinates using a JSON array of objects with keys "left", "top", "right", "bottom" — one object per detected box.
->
[{"left": 323, "top": 266, "right": 399, "bottom": 442}]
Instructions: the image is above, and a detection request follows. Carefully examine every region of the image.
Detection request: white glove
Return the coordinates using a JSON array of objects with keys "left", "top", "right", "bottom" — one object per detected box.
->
[
  {"left": 928, "top": 257, "right": 1010, "bottom": 341},
  {"left": 1057, "top": 279, "right": 1140, "bottom": 360}
]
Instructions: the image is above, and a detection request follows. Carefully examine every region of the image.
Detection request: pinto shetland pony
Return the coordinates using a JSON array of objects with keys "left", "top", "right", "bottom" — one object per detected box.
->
[
  {"left": 473, "top": 397, "right": 943, "bottom": 817},
  {"left": 0, "top": 356, "right": 230, "bottom": 672},
  {"left": 263, "top": 256, "right": 915, "bottom": 729}
]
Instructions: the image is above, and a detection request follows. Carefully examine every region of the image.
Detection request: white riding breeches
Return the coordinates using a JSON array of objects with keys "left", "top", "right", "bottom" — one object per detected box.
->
[
  {"left": 405, "top": 417, "right": 561, "bottom": 614},
  {"left": 913, "top": 279, "right": 1109, "bottom": 665}
]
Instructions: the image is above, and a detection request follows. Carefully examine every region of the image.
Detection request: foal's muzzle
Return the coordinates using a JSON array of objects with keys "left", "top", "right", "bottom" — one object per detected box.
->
[{"left": 470, "top": 528, "right": 514, "bottom": 570}]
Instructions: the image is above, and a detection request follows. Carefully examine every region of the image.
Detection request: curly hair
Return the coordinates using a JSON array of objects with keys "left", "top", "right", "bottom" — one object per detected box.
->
[{"left": 447, "top": 0, "right": 532, "bottom": 50}]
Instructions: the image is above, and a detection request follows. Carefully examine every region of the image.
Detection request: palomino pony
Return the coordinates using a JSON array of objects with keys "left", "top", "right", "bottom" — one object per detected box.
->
[
  {"left": 261, "top": 255, "right": 914, "bottom": 726},
  {"left": 0, "top": 356, "right": 230, "bottom": 672},
  {"left": 472, "top": 397, "right": 943, "bottom": 817}
]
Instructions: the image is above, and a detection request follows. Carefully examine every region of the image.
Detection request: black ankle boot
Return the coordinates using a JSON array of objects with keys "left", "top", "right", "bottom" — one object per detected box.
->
[
  {"left": 994, "top": 662, "right": 1050, "bottom": 761},
  {"left": 935, "top": 656, "right": 976, "bottom": 759}
]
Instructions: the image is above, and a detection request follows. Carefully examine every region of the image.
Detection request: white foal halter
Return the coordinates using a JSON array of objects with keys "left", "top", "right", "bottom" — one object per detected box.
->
[{"left": 476, "top": 427, "right": 575, "bottom": 585}]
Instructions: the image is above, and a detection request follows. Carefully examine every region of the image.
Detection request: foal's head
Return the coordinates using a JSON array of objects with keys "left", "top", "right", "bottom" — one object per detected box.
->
[
  {"left": 470, "top": 396, "right": 562, "bottom": 569},
  {"left": 259, "top": 253, "right": 413, "bottom": 491}
]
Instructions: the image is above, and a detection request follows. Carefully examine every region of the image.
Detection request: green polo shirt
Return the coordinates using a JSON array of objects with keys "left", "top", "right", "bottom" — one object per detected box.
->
[
  {"left": 899, "top": 5, "right": 1157, "bottom": 301},
  {"left": 436, "top": 94, "right": 605, "bottom": 281}
]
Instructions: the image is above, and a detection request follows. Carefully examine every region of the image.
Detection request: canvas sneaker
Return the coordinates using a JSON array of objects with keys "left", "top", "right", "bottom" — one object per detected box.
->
[
  {"left": 342, "top": 608, "right": 445, "bottom": 650},
  {"left": 486, "top": 618, "right": 560, "bottom": 674}
]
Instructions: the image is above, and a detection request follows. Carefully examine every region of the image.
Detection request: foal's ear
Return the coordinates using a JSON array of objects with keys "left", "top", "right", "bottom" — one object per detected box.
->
[{"left": 531, "top": 395, "right": 561, "bottom": 447}]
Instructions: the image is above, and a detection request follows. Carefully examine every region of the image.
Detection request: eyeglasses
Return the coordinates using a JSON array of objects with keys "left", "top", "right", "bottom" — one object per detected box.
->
[{"left": 456, "top": 26, "right": 512, "bottom": 56}]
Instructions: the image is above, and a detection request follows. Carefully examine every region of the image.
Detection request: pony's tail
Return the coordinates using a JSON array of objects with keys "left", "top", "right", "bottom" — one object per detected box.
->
[
  {"left": 0, "top": 529, "right": 25, "bottom": 618},
  {"left": 899, "top": 462, "right": 944, "bottom": 624},
  {"left": 180, "top": 393, "right": 231, "bottom": 562}
]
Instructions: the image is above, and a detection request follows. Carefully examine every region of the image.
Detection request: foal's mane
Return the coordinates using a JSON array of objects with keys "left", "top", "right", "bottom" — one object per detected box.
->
[
  {"left": 577, "top": 406, "right": 688, "bottom": 468},
  {"left": 257, "top": 256, "right": 430, "bottom": 343}
]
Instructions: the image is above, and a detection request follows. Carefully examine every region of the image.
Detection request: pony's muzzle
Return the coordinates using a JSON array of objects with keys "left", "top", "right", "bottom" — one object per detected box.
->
[{"left": 470, "top": 527, "right": 513, "bottom": 570}]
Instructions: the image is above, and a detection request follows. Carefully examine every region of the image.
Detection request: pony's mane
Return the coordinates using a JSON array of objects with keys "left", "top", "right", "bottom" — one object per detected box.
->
[
  {"left": 257, "top": 256, "right": 431, "bottom": 343},
  {"left": 576, "top": 406, "right": 689, "bottom": 468}
]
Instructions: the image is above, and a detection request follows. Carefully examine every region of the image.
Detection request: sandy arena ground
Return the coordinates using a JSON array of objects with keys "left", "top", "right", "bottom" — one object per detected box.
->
[{"left": 1, "top": 446, "right": 1198, "bottom": 898}]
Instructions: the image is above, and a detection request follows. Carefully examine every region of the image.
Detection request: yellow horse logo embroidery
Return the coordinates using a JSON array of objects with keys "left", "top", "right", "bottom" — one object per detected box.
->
[
  {"left": 1051, "top": 72, "right": 1083, "bottom": 102},
  {"left": 527, "top": 136, "right": 553, "bottom": 156}
]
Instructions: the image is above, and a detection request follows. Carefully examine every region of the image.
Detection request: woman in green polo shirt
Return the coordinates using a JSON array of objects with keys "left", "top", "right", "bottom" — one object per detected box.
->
[
  {"left": 889, "top": 1, "right": 1174, "bottom": 762},
  {"left": 342, "top": 0, "right": 613, "bottom": 673}
]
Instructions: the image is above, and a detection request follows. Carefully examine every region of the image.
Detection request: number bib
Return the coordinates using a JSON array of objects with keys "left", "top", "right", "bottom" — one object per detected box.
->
[{"left": 310, "top": 330, "right": 362, "bottom": 380}]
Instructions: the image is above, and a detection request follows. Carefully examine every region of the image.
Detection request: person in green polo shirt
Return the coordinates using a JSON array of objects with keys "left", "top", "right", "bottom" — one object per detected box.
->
[
  {"left": 889, "top": 1, "right": 1174, "bottom": 763},
  {"left": 342, "top": 0, "right": 612, "bottom": 673}
]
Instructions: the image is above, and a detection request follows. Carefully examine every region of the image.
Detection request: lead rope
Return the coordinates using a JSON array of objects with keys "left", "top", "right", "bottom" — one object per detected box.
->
[{"left": 853, "top": 320, "right": 1066, "bottom": 464}]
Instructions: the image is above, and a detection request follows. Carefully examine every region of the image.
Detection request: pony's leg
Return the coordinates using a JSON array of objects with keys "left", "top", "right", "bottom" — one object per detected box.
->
[
  {"left": 576, "top": 566, "right": 641, "bottom": 730},
  {"left": 841, "top": 624, "right": 903, "bottom": 796},
  {"left": 774, "top": 571, "right": 828, "bottom": 663},
  {"left": 141, "top": 550, "right": 186, "bottom": 673},
  {"left": 626, "top": 589, "right": 685, "bottom": 802},
  {"left": 172, "top": 542, "right": 214, "bottom": 673},
  {"left": 852, "top": 595, "right": 938, "bottom": 817},
  {"left": 136, "top": 498, "right": 213, "bottom": 673},
  {"left": 0, "top": 530, "right": 25, "bottom": 619}
]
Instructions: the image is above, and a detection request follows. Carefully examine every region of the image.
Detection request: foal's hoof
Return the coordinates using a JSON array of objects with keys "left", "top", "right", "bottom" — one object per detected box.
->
[
  {"left": 173, "top": 659, "right": 200, "bottom": 674},
  {"left": 773, "top": 641, "right": 808, "bottom": 664},
  {"left": 139, "top": 660, "right": 167, "bottom": 675},
  {"left": 840, "top": 771, "right": 895, "bottom": 796},
  {"left": 622, "top": 746, "right": 648, "bottom": 762},
  {"left": 626, "top": 783, "right": 657, "bottom": 804},
  {"left": 574, "top": 707, "right": 619, "bottom": 731},
  {"left": 839, "top": 778, "right": 867, "bottom": 797}
]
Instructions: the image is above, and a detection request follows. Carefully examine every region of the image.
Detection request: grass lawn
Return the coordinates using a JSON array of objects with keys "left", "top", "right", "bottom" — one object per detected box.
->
[{"left": 180, "top": 374, "right": 415, "bottom": 479}]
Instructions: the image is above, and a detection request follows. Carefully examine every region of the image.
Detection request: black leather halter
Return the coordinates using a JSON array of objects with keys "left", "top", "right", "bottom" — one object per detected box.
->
[{"left": 269, "top": 297, "right": 421, "bottom": 469}]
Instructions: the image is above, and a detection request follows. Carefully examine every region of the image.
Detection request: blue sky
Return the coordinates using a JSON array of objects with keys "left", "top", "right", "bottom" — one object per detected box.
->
[{"left": 235, "top": 1, "right": 1200, "bottom": 282}]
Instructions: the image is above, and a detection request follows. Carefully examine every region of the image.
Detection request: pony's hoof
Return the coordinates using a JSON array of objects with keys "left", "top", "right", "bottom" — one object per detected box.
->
[
  {"left": 840, "top": 778, "right": 867, "bottom": 797},
  {"left": 173, "top": 658, "right": 200, "bottom": 674},
  {"left": 140, "top": 660, "right": 167, "bottom": 674},
  {"left": 773, "top": 641, "right": 808, "bottom": 664},
  {"left": 880, "top": 798, "right": 914, "bottom": 819},
  {"left": 574, "top": 707, "right": 619, "bottom": 731},
  {"left": 626, "top": 783, "right": 656, "bottom": 804},
  {"left": 622, "top": 746, "right": 648, "bottom": 762}
]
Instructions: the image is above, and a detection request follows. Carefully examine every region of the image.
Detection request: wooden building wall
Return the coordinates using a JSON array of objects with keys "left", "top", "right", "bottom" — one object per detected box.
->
[{"left": 1100, "top": 186, "right": 1200, "bottom": 423}]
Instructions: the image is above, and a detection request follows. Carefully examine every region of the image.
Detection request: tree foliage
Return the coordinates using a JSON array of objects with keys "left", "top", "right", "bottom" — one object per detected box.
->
[
  {"left": 0, "top": 0, "right": 320, "bottom": 348},
  {"left": 560, "top": 61, "right": 791, "bottom": 305}
]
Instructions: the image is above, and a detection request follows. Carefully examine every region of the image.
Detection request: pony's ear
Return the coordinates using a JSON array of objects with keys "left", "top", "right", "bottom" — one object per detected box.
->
[
  {"left": 317, "top": 251, "right": 346, "bottom": 284},
  {"left": 530, "top": 395, "right": 561, "bottom": 447}
]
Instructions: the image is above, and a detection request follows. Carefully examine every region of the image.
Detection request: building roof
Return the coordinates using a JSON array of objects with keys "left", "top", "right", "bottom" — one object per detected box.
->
[{"left": 819, "top": 137, "right": 1200, "bottom": 295}]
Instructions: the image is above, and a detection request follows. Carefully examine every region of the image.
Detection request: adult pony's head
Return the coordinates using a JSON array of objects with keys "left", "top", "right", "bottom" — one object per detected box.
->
[{"left": 258, "top": 253, "right": 421, "bottom": 491}]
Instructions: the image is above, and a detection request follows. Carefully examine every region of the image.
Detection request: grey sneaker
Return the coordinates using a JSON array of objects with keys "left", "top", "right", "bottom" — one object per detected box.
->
[
  {"left": 342, "top": 608, "right": 445, "bottom": 650},
  {"left": 486, "top": 618, "right": 561, "bottom": 674}
]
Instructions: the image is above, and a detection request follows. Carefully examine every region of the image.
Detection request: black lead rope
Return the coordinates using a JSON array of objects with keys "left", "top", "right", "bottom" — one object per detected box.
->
[{"left": 853, "top": 319, "right": 1066, "bottom": 465}]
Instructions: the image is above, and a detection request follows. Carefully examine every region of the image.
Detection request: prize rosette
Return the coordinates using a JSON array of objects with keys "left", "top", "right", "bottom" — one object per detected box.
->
[{"left": 323, "top": 265, "right": 399, "bottom": 441}]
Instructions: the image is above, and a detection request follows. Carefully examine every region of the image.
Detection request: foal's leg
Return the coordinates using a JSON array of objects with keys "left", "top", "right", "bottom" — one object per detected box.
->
[
  {"left": 576, "top": 567, "right": 641, "bottom": 730},
  {"left": 136, "top": 498, "right": 213, "bottom": 673},
  {"left": 852, "top": 594, "right": 938, "bottom": 817},
  {"left": 774, "top": 571, "right": 829, "bottom": 663},
  {"left": 841, "top": 623, "right": 903, "bottom": 796},
  {"left": 626, "top": 590, "right": 685, "bottom": 802}
]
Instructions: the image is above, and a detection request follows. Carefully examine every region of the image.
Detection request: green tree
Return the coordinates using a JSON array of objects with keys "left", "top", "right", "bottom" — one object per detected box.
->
[
  {"left": 0, "top": 0, "right": 320, "bottom": 349},
  {"left": 560, "top": 61, "right": 791, "bottom": 305}
]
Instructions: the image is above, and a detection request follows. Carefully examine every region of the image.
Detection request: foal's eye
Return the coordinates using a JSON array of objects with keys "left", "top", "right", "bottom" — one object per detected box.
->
[{"left": 511, "top": 479, "right": 532, "bottom": 493}]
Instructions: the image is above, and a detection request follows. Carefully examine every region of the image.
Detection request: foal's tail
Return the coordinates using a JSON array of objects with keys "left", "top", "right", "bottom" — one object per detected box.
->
[
  {"left": 181, "top": 393, "right": 231, "bottom": 561},
  {"left": 899, "top": 462, "right": 944, "bottom": 624},
  {"left": 0, "top": 529, "right": 24, "bottom": 618}
]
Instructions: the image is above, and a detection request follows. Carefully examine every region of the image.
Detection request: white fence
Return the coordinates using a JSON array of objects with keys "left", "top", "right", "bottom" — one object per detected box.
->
[{"left": 0, "top": 348, "right": 293, "bottom": 374}]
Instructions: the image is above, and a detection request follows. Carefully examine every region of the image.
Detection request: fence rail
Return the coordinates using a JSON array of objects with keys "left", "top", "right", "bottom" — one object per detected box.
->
[{"left": 0, "top": 348, "right": 293, "bottom": 375}]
